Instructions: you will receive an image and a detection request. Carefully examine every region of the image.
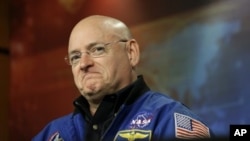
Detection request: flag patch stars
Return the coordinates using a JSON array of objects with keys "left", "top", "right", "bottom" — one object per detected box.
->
[{"left": 174, "top": 112, "right": 210, "bottom": 140}]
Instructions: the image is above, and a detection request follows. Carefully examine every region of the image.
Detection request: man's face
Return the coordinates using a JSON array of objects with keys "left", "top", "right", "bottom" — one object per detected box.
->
[{"left": 68, "top": 25, "right": 134, "bottom": 102}]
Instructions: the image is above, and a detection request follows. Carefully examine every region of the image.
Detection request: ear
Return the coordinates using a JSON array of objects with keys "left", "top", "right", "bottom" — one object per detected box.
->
[{"left": 126, "top": 39, "right": 140, "bottom": 68}]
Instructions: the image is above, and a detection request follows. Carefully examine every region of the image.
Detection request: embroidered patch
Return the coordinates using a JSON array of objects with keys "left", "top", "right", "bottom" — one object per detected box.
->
[
  {"left": 174, "top": 113, "right": 210, "bottom": 139},
  {"left": 129, "top": 112, "right": 153, "bottom": 129},
  {"left": 49, "top": 132, "right": 64, "bottom": 141},
  {"left": 114, "top": 129, "right": 151, "bottom": 141}
]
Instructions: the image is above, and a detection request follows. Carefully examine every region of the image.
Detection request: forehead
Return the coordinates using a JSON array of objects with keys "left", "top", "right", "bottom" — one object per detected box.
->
[
  {"left": 68, "top": 20, "right": 123, "bottom": 52},
  {"left": 68, "top": 24, "right": 115, "bottom": 52}
]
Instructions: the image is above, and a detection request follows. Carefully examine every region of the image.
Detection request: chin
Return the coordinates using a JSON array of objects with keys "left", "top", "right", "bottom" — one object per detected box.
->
[
  {"left": 83, "top": 85, "right": 102, "bottom": 95},
  {"left": 83, "top": 91, "right": 105, "bottom": 102}
]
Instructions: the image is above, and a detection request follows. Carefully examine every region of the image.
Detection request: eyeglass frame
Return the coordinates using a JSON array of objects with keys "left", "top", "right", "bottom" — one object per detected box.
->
[{"left": 64, "top": 39, "right": 128, "bottom": 66}]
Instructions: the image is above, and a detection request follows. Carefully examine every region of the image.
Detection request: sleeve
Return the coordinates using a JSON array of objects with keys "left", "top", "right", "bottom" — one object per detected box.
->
[
  {"left": 154, "top": 101, "right": 216, "bottom": 140},
  {"left": 32, "top": 114, "right": 78, "bottom": 141},
  {"left": 32, "top": 122, "right": 65, "bottom": 141}
]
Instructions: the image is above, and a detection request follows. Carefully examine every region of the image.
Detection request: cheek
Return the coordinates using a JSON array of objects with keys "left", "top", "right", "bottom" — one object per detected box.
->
[
  {"left": 72, "top": 69, "right": 81, "bottom": 85},
  {"left": 106, "top": 58, "right": 130, "bottom": 75}
]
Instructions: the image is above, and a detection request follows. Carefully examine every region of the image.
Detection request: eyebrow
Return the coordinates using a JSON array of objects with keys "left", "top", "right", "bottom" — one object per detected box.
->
[{"left": 68, "top": 41, "right": 102, "bottom": 55}]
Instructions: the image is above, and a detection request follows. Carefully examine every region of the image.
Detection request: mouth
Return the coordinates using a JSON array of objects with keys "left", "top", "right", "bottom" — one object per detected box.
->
[
  {"left": 79, "top": 72, "right": 102, "bottom": 93},
  {"left": 82, "top": 72, "right": 99, "bottom": 81}
]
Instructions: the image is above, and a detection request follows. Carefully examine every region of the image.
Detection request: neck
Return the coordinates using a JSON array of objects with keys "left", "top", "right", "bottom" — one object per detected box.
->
[
  {"left": 83, "top": 92, "right": 105, "bottom": 116},
  {"left": 89, "top": 104, "right": 98, "bottom": 116}
]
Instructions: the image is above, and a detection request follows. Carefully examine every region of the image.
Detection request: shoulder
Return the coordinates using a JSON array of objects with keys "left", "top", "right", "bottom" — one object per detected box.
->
[
  {"left": 142, "top": 91, "right": 214, "bottom": 139},
  {"left": 142, "top": 91, "right": 204, "bottom": 120},
  {"left": 142, "top": 91, "right": 187, "bottom": 110},
  {"left": 45, "top": 113, "right": 74, "bottom": 128},
  {"left": 32, "top": 113, "right": 80, "bottom": 141}
]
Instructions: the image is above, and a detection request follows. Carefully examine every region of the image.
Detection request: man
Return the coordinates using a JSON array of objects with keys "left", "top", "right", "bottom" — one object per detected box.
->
[{"left": 33, "top": 15, "right": 214, "bottom": 141}]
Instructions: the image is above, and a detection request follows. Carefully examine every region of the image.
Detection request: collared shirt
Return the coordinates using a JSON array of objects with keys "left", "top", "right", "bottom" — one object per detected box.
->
[{"left": 73, "top": 75, "right": 149, "bottom": 141}]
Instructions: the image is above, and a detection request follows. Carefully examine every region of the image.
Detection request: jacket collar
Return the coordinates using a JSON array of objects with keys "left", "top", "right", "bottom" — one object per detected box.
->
[{"left": 73, "top": 75, "right": 150, "bottom": 119}]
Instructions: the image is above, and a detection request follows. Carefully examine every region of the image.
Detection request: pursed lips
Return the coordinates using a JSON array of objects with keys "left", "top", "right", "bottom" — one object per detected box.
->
[{"left": 81, "top": 72, "right": 100, "bottom": 81}]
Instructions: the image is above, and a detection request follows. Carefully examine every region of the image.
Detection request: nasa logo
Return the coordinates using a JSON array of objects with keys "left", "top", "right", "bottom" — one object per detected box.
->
[{"left": 130, "top": 112, "right": 153, "bottom": 129}]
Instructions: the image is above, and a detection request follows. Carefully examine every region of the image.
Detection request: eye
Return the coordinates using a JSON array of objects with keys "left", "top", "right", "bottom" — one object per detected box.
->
[
  {"left": 90, "top": 45, "right": 106, "bottom": 56},
  {"left": 70, "top": 53, "right": 81, "bottom": 63}
]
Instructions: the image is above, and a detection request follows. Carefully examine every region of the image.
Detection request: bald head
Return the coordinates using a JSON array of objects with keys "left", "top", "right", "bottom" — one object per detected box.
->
[
  {"left": 67, "top": 15, "right": 140, "bottom": 104},
  {"left": 70, "top": 15, "right": 132, "bottom": 42}
]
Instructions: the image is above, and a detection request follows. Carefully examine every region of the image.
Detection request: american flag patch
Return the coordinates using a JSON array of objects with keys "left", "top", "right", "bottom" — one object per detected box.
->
[{"left": 174, "top": 113, "right": 210, "bottom": 139}]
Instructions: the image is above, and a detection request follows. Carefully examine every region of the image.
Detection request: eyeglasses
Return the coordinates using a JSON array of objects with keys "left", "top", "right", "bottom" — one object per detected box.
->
[{"left": 64, "top": 39, "right": 128, "bottom": 66}]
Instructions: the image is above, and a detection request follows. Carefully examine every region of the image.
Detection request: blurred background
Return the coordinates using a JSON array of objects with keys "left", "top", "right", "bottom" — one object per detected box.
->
[{"left": 1, "top": 0, "right": 250, "bottom": 140}]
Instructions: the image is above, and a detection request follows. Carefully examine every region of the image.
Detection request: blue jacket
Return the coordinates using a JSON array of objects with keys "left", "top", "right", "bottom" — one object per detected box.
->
[{"left": 33, "top": 76, "right": 213, "bottom": 141}]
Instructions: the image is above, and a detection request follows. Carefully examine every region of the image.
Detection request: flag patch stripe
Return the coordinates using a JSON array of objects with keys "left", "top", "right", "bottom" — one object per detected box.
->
[{"left": 174, "top": 113, "right": 210, "bottom": 139}]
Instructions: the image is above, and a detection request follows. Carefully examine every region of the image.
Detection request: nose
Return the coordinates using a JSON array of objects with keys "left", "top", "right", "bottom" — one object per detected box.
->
[{"left": 79, "top": 53, "right": 94, "bottom": 70}]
